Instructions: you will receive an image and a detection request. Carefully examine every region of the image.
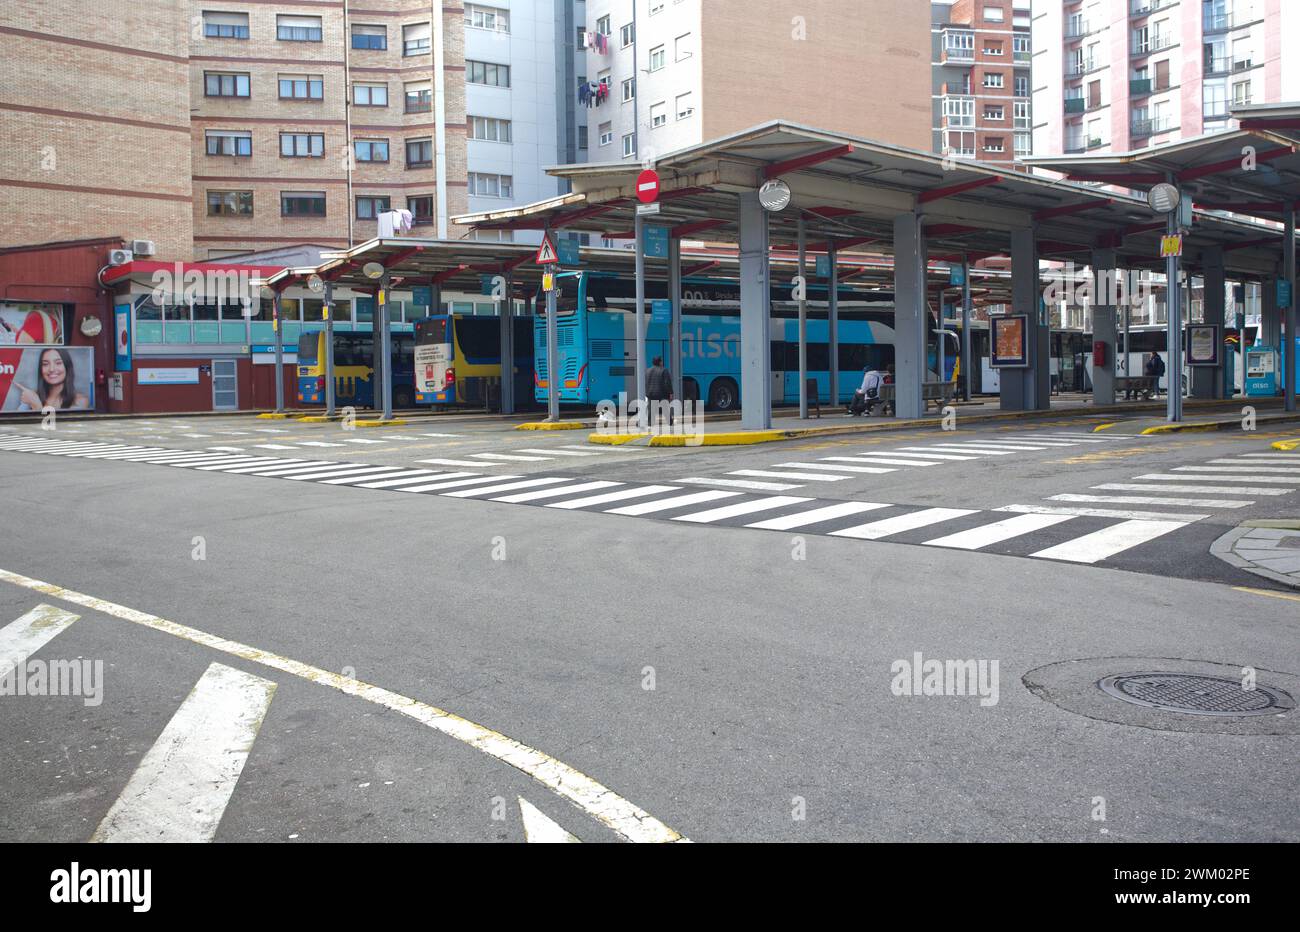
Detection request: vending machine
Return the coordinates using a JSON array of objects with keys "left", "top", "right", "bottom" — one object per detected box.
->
[{"left": 1244, "top": 346, "right": 1277, "bottom": 397}]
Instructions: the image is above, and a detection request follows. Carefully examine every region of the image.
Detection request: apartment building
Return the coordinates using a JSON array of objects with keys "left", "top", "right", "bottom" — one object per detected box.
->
[
  {"left": 932, "top": 0, "right": 1033, "bottom": 165},
  {"left": 0, "top": 0, "right": 195, "bottom": 259},
  {"left": 581, "top": 0, "right": 931, "bottom": 167},
  {"left": 1032, "top": 0, "right": 1299, "bottom": 157}
]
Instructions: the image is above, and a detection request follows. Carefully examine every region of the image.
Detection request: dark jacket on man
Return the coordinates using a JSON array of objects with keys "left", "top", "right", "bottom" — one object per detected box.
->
[{"left": 646, "top": 365, "right": 673, "bottom": 401}]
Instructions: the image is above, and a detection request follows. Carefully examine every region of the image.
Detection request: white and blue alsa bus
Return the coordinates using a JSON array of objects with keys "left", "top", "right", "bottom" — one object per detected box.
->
[{"left": 533, "top": 271, "right": 898, "bottom": 410}]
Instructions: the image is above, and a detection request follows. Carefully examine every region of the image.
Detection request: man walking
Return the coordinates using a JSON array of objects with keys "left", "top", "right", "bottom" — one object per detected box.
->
[{"left": 645, "top": 356, "right": 673, "bottom": 430}]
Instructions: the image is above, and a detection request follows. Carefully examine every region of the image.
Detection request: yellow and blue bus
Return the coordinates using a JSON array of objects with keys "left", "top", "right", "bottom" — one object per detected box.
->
[
  {"left": 534, "top": 272, "right": 899, "bottom": 410},
  {"left": 413, "top": 314, "right": 535, "bottom": 406},
  {"left": 296, "top": 330, "right": 416, "bottom": 408}
]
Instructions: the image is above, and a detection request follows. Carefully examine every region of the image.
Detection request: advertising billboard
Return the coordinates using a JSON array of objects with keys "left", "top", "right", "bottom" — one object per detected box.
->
[
  {"left": 0, "top": 346, "right": 94, "bottom": 411},
  {"left": 0, "top": 304, "right": 63, "bottom": 345}
]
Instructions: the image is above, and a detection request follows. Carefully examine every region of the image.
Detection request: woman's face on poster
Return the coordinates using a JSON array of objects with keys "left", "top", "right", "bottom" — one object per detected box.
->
[{"left": 41, "top": 350, "right": 66, "bottom": 387}]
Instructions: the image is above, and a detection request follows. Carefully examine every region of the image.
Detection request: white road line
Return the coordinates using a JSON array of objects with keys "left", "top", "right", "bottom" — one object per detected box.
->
[
  {"left": 1239, "top": 453, "right": 1300, "bottom": 459},
  {"left": 194, "top": 457, "right": 288, "bottom": 471},
  {"left": 808, "top": 459, "right": 898, "bottom": 473},
  {"left": 1031, "top": 519, "right": 1189, "bottom": 565},
  {"left": 419, "top": 432, "right": 462, "bottom": 438},
  {"left": 286, "top": 465, "right": 399, "bottom": 482},
  {"left": 206, "top": 446, "right": 247, "bottom": 454},
  {"left": 0, "top": 567, "right": 684, "bottom": 843},
  {"left": 944, "top": 442, "right": 1052, "bottom": 451},
  {"left": 472, "top": 452, "right": 551, "bottom": 462},
  {"left": 672, "top": 495, "right": 813, "bottom": 524},
  {"left": 418, "top": 458, "right": 499, "bottom": 467},
  {"left": 137, "top": 453, "right": 237, "bottom": 464},
  {"left": 729, "top": 469, "right": 851, "bottom": 481},
  {"left": 161, "top": 455, "right": 257, "bottom": 467},
  {"left": 181, "top": 457, "right": 280, "bottom": 471},
  {"left": 518, "top": 797, "right": 580, "bottom": 843},
  {"left": 1173, "top": 465, "right": 1300, "bottom": 474},
  {"left": 874, "top": 451, "right": 976, "bottom": 461},
  {"left": 834, "top": 457, "right": 941, "bottom": 467},
  {"left": 86, "top": 448, "right": 173, "bottom": 460},
  {"left": 254, "top": 444, "right": 299, "bottom": 451},
  {"left": 1095, "top": 483, "right": 1293, "bottom": 496},
  {"left": 319, "top": 469, "right": 419, "bottom": 485},
  {"left": 0, "top": 604, "right": 80, "bottom": 679},
  {"left": 0, "top": 440, "right": 83, "bottom": 451},
  {"left": 381, "top": 435, "right": 423, "bottom": 441},
  {"left": 830, "top": 508, "right": 978, "bottom": 540},
  {"left": 442, "top": 477, "right": 571, "bottom": 498},
  {"left": 491, "top": 480, "right": 621, "bottom": 503},
  {"left": 745, "top": 501, "right": 890, "bottom": 530},
  {"left": 1208, "top": 458, "right": 1300, "bottom": 466},
  {"left": 220, "top": 460, "right": 332, "bottom": 475},
  {"left": 297, "top": 441, "right": 345, "bottom": 448},
  {"left": 895, "top": 448, "right": 986, "bottom": 458},
  {"left": 991, "top": 438, "right": 1081, "bottom": 446},
  {"left": 606, "top": 489, "right": 741, "bottom": 515},
  {"left": 675, "top": 477, "right": 803, "bottom": 491},
  {"left": 1049, "top": 492, "right": 1254, "bottom": 509},
  {"left": 342, "top": 438, "right": 385, "bottom": 444},
  {"left": 518, "top": 448, "right": 602, "bottom": 457},
  {"left": 559, "top": 444, "right": 631, "bottom": 451},
  {"left": 61, "top": 446, "right": 148, "bottom": 457},
  {"left": 917, "top": 446, "right": 1018, "bottom": 455},
  {"left": 48, "top": 444, "right": 134, "bottom": 456},
  {"left": 1039, "top": 432, "right": 1121, "bottom": 440},
  {"left": 996, "top": 503, "right": 1209, "bottom": 521},
  {"left": 1135, "top": 473, "right": 1297, "bottom": 484},
  {"left": 398, "top": 475, "right": 516, "bottom": 493},
  {"left": 547, "top": 485, "right": 680, "bottom": 510},
  {"left": 91, "top": 662, "right": 277, "bottom": 843},
  {"left": 354, "top": 471, "right": 456, "bottom": 489},
  {"left": 923, "top": 512, "right": 1075, "bottom": 550},
  {"left": 181, "top": 433, "right": 211, "bottom": 438}
]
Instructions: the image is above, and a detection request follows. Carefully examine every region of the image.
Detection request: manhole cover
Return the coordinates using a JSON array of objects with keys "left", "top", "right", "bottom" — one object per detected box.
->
[{"left": 1098, "top": 673, "right": 1293, "bottom": 717}]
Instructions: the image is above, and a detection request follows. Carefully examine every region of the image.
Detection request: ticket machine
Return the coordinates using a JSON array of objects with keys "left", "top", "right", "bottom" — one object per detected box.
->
[{"left": 1244, "top": 345, "right": 1277, "bottom": 397}]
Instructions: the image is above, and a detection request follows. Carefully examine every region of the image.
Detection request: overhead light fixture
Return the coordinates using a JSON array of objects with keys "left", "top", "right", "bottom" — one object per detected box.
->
[
  {"left": 307, "top": 274, "right": 324, "bottom": 293},
  {"left": 1147, "top": 182, "right": 1181, "bottom": 214},
  {"left": 362, "top": 262, "right": 386, "bottom": 280},
  {"left": 758, "top": 178, "right": 792, "bottom": 212}
]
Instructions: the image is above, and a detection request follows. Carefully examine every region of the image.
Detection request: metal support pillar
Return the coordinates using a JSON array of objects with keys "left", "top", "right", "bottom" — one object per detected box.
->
[
  {"left": 1091, "top": 248, "right": 1117, "bottom": 407},
  {"left": 379, "top": 271, "right": 393, "bottom": 419},
  {"left": 545, "top": 228, "right": 559, "bottom": 421},
  {"left": 961, "top": 256, "right": 972, "bottom": 401},
  {"left": 634, "top": 210, "right": 647, "bottom": 428},
  {"left": 1192, "top": 248, "right": 1225, "bottom": 399},
  {"left": 738, "top": 191, "right": 772, "bottom": 430},
  {"left": 797, "top": 219, "right": 808, "bottom": 419},
  {"left": 891, "top": 211, "right": 927, "bottom": 419},
  {"left": 323, "top": 281, "right": 336, "bottom": 417},
  {"left": 1286, "top": 205, "right": 1297, "bottom": 412},
  {"left": 273, "top": 290, "right": 284, "bottom": 413},
  {"left": 498, "top": 271, "right": 514, "bottom": 414},
  {"left": 1165, "top": 210, "right": 1183, "bottom": 422},
  {"left": 828, "top": 243, "right": 839, "bottom": 407},
  {"left": 1003, "top": 228, "right": 1048, "bottom": 411},
  {"left": 668, "top": 236, "right": 683, "bottom": 404}
]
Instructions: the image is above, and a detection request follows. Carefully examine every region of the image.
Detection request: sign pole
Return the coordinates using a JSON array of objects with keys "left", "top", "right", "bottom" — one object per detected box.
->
[
  {"left": 544, "top": 229, "right": 559, "bottom": 421},
  {"left": 797, "top": 219, "right": 808, "bottom": 419},
  {"left": 273, "top": 289, "right": 284, "bottom": 413},
  {"left": 380, "top": 270, "right": 393, "bottom": 420},
  {"left": 634, "top": 210, "right": 647, "bottom": 429},
  {"left": 324, "top": 280, "right": 336, "bottom": 417},
  {"left": 1166, "top": 208, "right": 1182, "bottom": 422},
  {"left": 1286, "top": 203, "right": 1297, "bottom": 412},
  {"left": 961, "top": 256, "right": 972, "bottom": 402}
]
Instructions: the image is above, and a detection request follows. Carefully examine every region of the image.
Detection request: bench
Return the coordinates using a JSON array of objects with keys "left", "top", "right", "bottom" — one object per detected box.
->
[
  {"left": 871, "top": 381, "right": 957, "bottom": 417},
  {"left": 1115, "top": 376, "right": 1159, "bottom": 401}
]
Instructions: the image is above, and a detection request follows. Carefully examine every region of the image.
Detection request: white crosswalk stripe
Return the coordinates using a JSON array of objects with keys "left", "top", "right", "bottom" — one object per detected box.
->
[
  {"left": 1094, "top": 482, "right": 1293, "bottom": 496},
  {"left": 809, "top": 459, "right": 897, "bottom": 473},
  {"left": 831, "top": 456, "right": 941, "bottom": 467},
  {"left": 870, "top": 451, "right": 974, "bottom": 461},
  {"left": 729, "top": 469, "right": 852, "bottom": 481},
  {"left": 1136, "top": 473, "right": 1298, "bottom": 484},
  {"left": 418, "top": 458, "right": 497, "bottom": 467},
  {"left": 672, "top": 496, "right": 812, "bottom": 524},
  {"left": 1049, "top": 493, "right": 1253, "bottom": 508},
  {"left": 1174, "top": 465, "right": 1300, "bottom": 474},
  {"left": 492, "top": 480, "right": 621, "bottom": 503},
  {"left": 0, "top": 604, "right": 81, "bottom": 679},
  {"left": 830, "top": 508, "right": 979, "bottom": 540},
  {"left": 676, "top": 477, "right": 802, "bottom": 491},
  {"left": 546, "top": 485, "right": 681, "bottom": 510},
  {"left": 923, "top": 512, "right": 1075, "bottom": 550},
  {"left": 471, "top": 452, "right": 550, "bottom": 462},
  {"left": 606, "top": 490, "right": 741, "bottom": 515},
  {"left": 442, "top": 477, "right": 572, "bottom": 498},
  {"left": 997, "top": 503, "right": 1210, "bottom": 521},
  {"left": 1031, "top": 519, "right": 1189, "bottom": 564},
  {"left": 356, "top": 471, "right": 460, "bottom": 489},
  {"left": 397, "top": 474, "right": 521, "bottom": 493},
  {"left": 745, "top": 501, "right": 890, "bottom": 530}
]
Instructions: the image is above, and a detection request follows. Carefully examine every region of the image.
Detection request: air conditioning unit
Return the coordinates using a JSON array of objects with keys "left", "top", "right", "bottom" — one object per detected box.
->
[
  {"left": 107, "top": 249, "right": 134, "bottom": 266},
  {"left": 131, "top": 239, "right": 157, "bottom": 257}
]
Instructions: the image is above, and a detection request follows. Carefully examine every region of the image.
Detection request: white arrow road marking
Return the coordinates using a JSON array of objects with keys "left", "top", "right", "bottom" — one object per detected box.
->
[
  {"left": 91, "top": 662, "right": 276, "bottom": 843},
  {"left": 0, "top": 604, "right": 81, "bottom": 679},
  {"left": 518, "top": 797, "right": 581, "bottom": 843},
  {"left": 0, "top": 568, "right": 686, "bottom": 844}
]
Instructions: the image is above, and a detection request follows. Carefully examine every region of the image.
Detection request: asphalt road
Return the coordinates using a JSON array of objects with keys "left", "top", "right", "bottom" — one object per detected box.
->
[{"left": 1, "top": 412, "right": 1297, "bottom": 842}]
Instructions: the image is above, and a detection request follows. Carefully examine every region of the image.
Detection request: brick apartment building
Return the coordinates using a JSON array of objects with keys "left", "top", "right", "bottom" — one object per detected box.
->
[{"left": 931, "top": 0, "right": 1033, "bottom": 165}]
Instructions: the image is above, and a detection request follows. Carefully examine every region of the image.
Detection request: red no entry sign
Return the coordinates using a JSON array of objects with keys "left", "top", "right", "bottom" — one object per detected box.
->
[{"left": 636, "top": 169, "right": 660, "bottom": 204}]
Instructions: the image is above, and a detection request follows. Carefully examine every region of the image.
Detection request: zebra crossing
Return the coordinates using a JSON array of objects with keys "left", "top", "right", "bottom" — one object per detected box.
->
[
  {"left": 0, "top": 430, "right": 1259, "bottom": 569},
  {"left": 676, "top": 431, "right": 1138, "bottom": 491}
]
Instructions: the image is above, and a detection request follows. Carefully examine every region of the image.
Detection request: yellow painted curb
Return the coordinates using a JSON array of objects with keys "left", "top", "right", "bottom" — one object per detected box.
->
[
  {"left": 516, "top": 421, "right": 591, "bottom": 431},
  {"left": 588, "top": 432, "right": 648, "bottom": 445},
  {"left": 1140, "top": 422, "right": 1219, "bottom": 435},
  {"left": 649, "top": 430, "right": 788, "bottom": 447},
  {"left": 1273, "top": 439, "right": 1300, "bottom": 451},
  {"left": 297, "top": 415, "right": 343, "bottom": 423},
  {"left": 1093, "top": 423, "right": 1116, "bottom": 432},
  {"left": 256, "top": 412, "right": 294, "bottom": 419},
  {"left": 355, "top": 418, "right": 406, "bottom": 427}
]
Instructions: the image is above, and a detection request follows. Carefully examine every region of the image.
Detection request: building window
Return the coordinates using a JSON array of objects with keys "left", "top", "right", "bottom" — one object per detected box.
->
[
  {"left": 1013, "top": 34, "right": 1030, "bottom": 58},
  {"left": 203, "top": 11, "right": 248, "bottom": 39},
  {"left": 468, "top": 172, "right": 513, "bottom": 198},
  {"left": 983, "top": 41, "right": 1003, "bottom": 56},
  {"left": 578, "top": 125, "right": 588, "bottom": 150},
  {"left": 408, "top": 196, "right": 434, "bottom": 224},
  {"left": 354, "top": 83, "right": 388, "bottom": 107},
  {"left": 676, "top": 92, "right": 694, "bottom": 120},
  {"left": 1014, "top": 74, "right": 1029, "bottom": 96},
  {"left": 983, "top": 137, "right": 1005, "bottom": 153},
  {"left": 403, "top": 22, "right": 431, "bottom": 56},
  {"left": 405, "top": 82, "right": 432, "bottom": 113},
  {"left": 204, "top": 72, "right": 250, "bottom": 97},
  {"left": 944, "top": 96, "right": 974, "bottom": 128},
  {"left": 405, "top": 138, "right": 433, "bottom": 168},
  {"left": 279, "top": 75, "right": 324, "bottom": 100},
  {"left": 598, "top": 122, "right": 613, "bottom": 146},
  {"left": 650, "top": 101, "right": 666, "bottom": 128},
  {"left": 1013, "top": 100, "right": 1031, "bottom": 128},
  {"left": 983, "top": 72, "right": 1004, "bottom": 88},
  {"left": 205, "top": 131, "right": 252, "bottom": 157},
  {"left": 469, "top": 116, "right": 512, "bottom": 142},
  {"left": 595, "top": 14, "right": 611, "bottom": 35},
  {"left": 622, "top": 133, "right": 635, "bottom": 158},
  {"left": 1014, "top": 132, "right": 1031, "bottom": 156},
  {"left": 1232, "top": 79, "right": 1252, "bottom": 107},
  {"left": 984, "top": 105, "right": 1004, "bottom": 121},
  {"left": 354, "top": 139, "right": 389, "bottom": 162},
  {"left": 465, "top": 4, "right": 509, "bottom": 32},
  {"left": 675, "top": 33, "right": 693, "bottom": 61},
  {"left": 983, "top": 5, "right": 1004, "bottom": 22},
  {"left": 356, "top": 195, "right": 391, "bottom": 220},
  {"left": 649, "top": 45, "right": 665, "bottom": 71},
  {"left": 277, "top": 15, "right": 322, "bottom": 42},
  {"left": 280, "top": 133, "right": 325, "bottom": 158},
  {"left": 207, "top": 190, "right": 253, "bottom": 216},
  {"left": 351, "top": 25, "right": 387, "bottom": 50},
  {"left": 621, "top": 23, "right": 634, "bottom": 47},
  {"left": 281, "top": 191, "right": 327, "bottom": 217},
  {"left": 467, "top": 60, "right": 510, "bottom": 87},
  {"left": 622, "top": 77, "right": 635, "bottom": 102}
]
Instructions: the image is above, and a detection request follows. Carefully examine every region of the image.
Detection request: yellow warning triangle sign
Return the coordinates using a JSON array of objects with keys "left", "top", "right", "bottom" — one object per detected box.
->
[{"left": 535, "top": 234, "right": 559, "bottom": 265}]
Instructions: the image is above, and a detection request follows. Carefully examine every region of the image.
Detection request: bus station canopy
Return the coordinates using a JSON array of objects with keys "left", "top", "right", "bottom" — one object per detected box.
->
[{"left": 454, "top": 120, "right": 1286, "bottom": 278}]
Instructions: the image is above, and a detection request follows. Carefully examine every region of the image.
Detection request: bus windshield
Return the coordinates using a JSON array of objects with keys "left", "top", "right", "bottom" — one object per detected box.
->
[{"left": 296, "top": 333, "right": 319, "bottom": 365}]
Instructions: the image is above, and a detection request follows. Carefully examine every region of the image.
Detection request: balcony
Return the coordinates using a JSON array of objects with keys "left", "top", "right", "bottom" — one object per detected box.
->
[
  {"left": 1204, "top": 102, "right": 1231, "bottom": 121},
  {"left": 1066, "top": 57, "right": 1098, "bottom": 76},
  {"left": 1131, "top": 116, "right": 1172, "bottom": 136},
  {"left": 1087, "top": 136, "right": 1105, "bottom": 150},
  {"left": 942, "top": 30, "right": 975, "bottom": 62},
  {"left": 1233, "top": 57, "right": 1255, "bottom": 72},
  {"left": 1014, "top": 49, "right": 1031, "bottom": 64},
  {"left": 1064, "top": 19, "right": 1093, "bottom": 39},
  {"left": 1130, "top": 77, "right": 1153, "bottom": 95},
  {"left": 1064, "top": 96, "right": 1086, "bottom": 114},
  {"left": 1130, "top": 0, "right": 1175, "bottom": 16},
  {"left": 1204, "top": 57, "right": 1229, "bottom": 76},
  {"left": 1133, "top": 34, "right": 1174, "bottom": 55}
]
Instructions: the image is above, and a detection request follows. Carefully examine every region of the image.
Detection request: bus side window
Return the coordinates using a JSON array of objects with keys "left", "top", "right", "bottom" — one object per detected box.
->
[{"left": 806, "top": 343, "right": 830, "bottom": 371}]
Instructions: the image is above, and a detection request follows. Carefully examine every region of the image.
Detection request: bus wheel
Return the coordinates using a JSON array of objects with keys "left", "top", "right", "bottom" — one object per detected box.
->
[
  {"left": 393, "top": 387, "right": 413, "bottom": 409},
  {"left": 708, "top": 378, "right": 739, "bottom": 411},
  {"left": 682, "top": 378, "right": 700, "bottom": 404}
]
